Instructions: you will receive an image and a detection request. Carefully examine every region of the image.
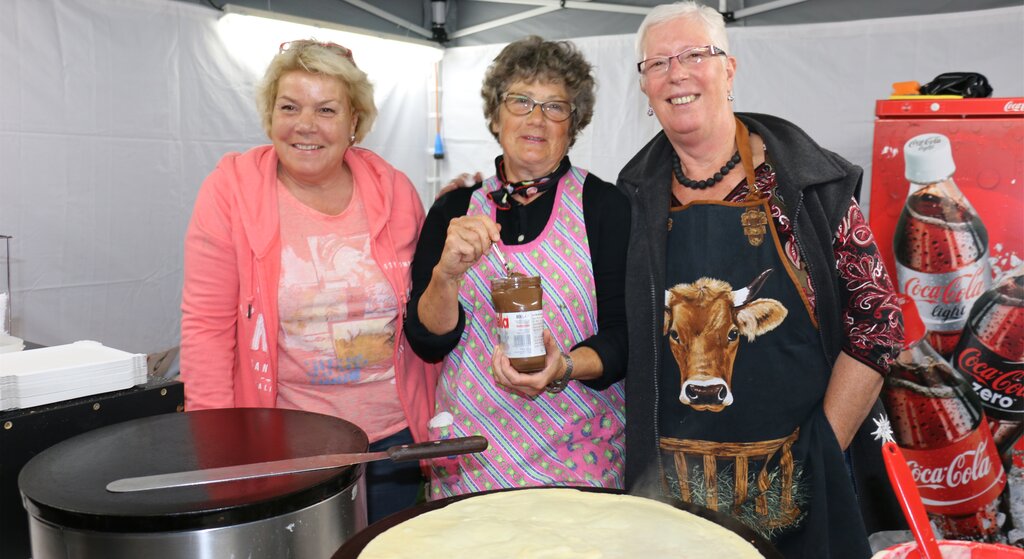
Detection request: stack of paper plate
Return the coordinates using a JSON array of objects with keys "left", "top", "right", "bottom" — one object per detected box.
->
[{"left": 0, "top": 340, "right": 147, "bottom": 411}]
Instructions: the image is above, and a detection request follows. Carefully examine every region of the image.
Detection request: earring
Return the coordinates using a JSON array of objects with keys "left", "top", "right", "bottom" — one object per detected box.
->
[
  {"left": 349, "top": 133, "right": 356, "bottom": 143},
  {"left": 727, "top": 92, "right": 735, "bottom": 102},
  {"left": 646, "top": 106, "right": 654, "bottom": 116}
]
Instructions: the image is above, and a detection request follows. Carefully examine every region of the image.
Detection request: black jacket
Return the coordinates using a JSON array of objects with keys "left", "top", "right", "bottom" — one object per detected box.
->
[{"left": 615, "top": 111, "right": 861, "bottom": 496}]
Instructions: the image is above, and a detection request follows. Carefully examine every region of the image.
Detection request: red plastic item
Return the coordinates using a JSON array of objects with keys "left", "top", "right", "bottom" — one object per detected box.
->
[
  {"left": 874, "top": 97, "right": 1024, "bottom": 117},
  {"left": 877, "top": 540, "right": 1024, "bottom": 559},
  {"left": 882, "top": 441, "right": 943, "bottom": 559}
]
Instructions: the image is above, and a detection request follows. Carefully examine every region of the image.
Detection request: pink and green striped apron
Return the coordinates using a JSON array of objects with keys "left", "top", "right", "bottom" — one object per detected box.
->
[{"left": 428, "top": 166, "right": 626, "bottom": 499}]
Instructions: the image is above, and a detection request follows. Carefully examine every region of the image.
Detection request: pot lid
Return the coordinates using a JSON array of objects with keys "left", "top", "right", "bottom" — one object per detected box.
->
[{"left": 19, "top": 408, "right": 366, "bottom": 532}]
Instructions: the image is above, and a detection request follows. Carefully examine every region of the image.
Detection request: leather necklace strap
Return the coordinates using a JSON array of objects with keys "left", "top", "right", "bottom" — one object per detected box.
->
[{"left": 734, "top": 116, "right": 758, "bottom": 195}]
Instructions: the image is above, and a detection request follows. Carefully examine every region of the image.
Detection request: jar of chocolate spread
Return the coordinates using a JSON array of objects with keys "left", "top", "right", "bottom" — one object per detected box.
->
[{"left": 490, "top": 274, "right": 545, "bottom": 372}]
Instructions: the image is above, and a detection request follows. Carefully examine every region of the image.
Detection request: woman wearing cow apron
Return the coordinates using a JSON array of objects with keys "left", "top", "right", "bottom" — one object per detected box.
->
[{"left": 617, "top": 3, "right": 903, "bottom": 558}]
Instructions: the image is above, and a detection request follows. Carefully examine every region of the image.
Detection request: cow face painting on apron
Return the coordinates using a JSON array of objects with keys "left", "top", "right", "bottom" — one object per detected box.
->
[{"left": 657, "top": 128, "right": 840, "bottom": 545}]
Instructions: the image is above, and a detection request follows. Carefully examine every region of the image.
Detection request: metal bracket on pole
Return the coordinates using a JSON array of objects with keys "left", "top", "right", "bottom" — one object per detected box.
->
[{"left": 732, "top": 0, "right": 810, "bottom": 20}]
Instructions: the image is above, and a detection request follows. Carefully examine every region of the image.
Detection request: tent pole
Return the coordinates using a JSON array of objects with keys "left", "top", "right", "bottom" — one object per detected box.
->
[
  {"left": 449, "top": 6, "right": 560, "bottom": 39},
  {"left": 469, "top": 0, "right": 649, "bottom": 15},
  {"left": 733, "top": 0, "right": 810, "bottom": 19},
  {"left": 468, "top": 0, "right": 809, "bottom": 18},
  {"left": 340, "top": 0, "right": 434, "bottom": 39},
  {"left": 220, "top": 4, "right": 438, "bottom": 47}
]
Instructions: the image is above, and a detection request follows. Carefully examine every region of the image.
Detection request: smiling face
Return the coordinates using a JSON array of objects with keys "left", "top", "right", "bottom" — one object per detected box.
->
[
  {"left": 270, "top": 71, "right": 357, "bottom": 188},
  {"left": 493, "top": 80, "right": 572, "bottom": 183},
  {"left": 640, "top": 17, "right": 736, "bottom": 143}
]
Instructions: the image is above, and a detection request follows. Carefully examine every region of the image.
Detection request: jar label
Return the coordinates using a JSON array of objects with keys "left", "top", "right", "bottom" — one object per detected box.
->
[
  {"left": 901, "top": 420, "right": 1007, "bottom": 515},
  {"left": 896, "top": 258, "right": 990, "bottom": 333},
  {"left": 496, "top": 310, "right": 545, "bottom": 358}
]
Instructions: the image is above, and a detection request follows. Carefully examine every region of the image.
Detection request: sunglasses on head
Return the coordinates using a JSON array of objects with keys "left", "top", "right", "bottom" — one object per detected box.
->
[{"left": 279, "top": 40, "right": 354, "bottom": 61}]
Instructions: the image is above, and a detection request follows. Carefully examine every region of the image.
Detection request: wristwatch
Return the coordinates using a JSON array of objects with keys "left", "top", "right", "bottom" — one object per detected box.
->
[{"left": 545, "top": 352, "right": 574, "bottom": 394}]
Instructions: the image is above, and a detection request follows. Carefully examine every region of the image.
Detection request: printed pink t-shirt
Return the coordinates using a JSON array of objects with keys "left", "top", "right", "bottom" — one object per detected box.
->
[{"left": 275, "top": 181, "right": 404, "bottom": 442}]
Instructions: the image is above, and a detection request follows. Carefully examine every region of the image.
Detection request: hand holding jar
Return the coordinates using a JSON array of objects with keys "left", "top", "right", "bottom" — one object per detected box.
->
[{"left": 491, "top": 330, "right": 568, "bottom": 398}]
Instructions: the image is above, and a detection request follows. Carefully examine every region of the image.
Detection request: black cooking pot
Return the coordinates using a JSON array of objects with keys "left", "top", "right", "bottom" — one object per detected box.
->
[
  {"left": 20, "top": 408, "right": 368, "bottom": 559},
  {"left": 333, "top": 486, "right": 783, "bottom": 559}
]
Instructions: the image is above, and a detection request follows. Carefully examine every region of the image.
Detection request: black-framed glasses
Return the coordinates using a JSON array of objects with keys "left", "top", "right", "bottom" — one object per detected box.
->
[
  {"left": 637, "top": 45, "right": 726, "bottom": 75},
  {"left": 279, "top": 40, "right": 354, "bottom": 61},
  {"left": 501, "top": 92, "right": 576, "bottom": 122}
]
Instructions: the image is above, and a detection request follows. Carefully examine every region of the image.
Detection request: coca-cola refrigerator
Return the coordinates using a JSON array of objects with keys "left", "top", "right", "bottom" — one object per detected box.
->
[{"left": 869, "top": 97, "right": 1024, "bottom": 544}]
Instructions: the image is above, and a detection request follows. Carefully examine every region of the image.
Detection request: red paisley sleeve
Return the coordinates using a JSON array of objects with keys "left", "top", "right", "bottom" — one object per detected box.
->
[{"left": 833, "top": 199, "right": 904, "bottom": 375}]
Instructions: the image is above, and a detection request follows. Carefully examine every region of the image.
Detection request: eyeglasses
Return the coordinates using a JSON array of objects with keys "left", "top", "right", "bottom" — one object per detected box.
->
[
  {"left": 501, "top": 92, "right": 576, "bottom": 122},
  {"left": 637, "top": 45, "right": 726, "bottom": 76},
  {"left": 279, "top": 40, "right": 354, "bottom": 61}
]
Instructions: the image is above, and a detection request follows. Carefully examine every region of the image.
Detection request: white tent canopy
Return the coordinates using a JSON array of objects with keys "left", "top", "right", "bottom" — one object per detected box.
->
[{"left": 0, "top": 0, "right": 1021, "bottom": 359}]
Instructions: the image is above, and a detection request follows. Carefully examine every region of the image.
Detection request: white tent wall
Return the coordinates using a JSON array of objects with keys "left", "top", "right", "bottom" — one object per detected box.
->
[
  {"left": 0, "top": 0, "right": 439, "bottom": 353},
  {"left": 0, "top": 0, "right": 1021, "bottom": 360},
  {"left": 436, "top": 6, "right": 1024, "bottom": 202}
]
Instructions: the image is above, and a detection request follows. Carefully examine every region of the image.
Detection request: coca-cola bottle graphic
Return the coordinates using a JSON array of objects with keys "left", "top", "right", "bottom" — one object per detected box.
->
[
  {"left": 953, "top": 270, "right": 1024, "bottom": 458},
  {"left": 894, "top": 132, "right": 992, "bottom": 358},
  {"left": 881, "top": 297, "right": 1007, "bottom": 541}
]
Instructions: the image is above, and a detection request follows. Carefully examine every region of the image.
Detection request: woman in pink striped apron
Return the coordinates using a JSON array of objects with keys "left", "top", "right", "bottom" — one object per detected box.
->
[{"left": 405, "top": 36, "right": 628, "bottom": 499}]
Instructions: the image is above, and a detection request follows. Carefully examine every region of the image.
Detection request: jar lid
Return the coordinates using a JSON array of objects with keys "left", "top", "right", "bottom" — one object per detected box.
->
[{"left": 903, "top": 133, "right": 956, "bottom": 184}]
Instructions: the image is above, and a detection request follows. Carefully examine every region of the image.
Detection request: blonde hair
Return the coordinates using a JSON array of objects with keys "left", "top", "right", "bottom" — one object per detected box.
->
[{"left": 255, "top": 40, "right": 377, "bottom": 141}]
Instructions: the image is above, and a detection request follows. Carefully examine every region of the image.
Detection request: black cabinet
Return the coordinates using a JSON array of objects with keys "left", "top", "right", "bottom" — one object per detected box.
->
[{"left": 1, "top": 376, "right": 185, "bottom": 559}]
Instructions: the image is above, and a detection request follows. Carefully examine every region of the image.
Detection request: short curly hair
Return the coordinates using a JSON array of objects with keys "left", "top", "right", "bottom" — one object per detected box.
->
[
  {"left": 481, "top": 36, "right": 596, "bottom": 148},
  {"left": 255, "top": 40, "right": 377, "bottom": 142}
]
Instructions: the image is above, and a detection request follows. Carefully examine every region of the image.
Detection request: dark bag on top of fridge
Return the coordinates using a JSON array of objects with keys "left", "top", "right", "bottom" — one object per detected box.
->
[{"left": 919, "top": 72, "right": 993, "bottom": 98}]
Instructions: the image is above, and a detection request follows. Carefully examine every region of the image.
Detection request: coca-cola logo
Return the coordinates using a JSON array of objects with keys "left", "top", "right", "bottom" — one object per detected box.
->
[
  {"left": 959, "top": 347, "right": 1024, "bottom": 405},
  {"left": 907, "top": 441, "right": 994, "bottom": 490},
  {"left": 906, "top": 135, "right": 944, "bottom": 152},
  {"left": 1004, "top": 100, "right": 1024, "bottom": 112},
  {"left": 903, "top": 267, "right": 988, "bottom": 306}
]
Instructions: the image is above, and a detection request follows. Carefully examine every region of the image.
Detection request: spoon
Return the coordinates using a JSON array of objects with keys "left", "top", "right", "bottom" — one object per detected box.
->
[
  {"left": 491, "top": 243, "right": 514, "bottom": 276},
  {"left": 882, "top": 441, "right": 943, "bottom": 559}
]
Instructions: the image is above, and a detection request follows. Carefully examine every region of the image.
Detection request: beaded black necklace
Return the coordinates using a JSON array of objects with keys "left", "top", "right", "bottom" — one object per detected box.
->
[{"left": 671, "top": 150, "right": 741, "bottom": 190}]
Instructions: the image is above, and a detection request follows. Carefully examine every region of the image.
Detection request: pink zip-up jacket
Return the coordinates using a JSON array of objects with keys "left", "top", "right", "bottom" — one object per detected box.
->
[{"left": 181, "top": 145, "right": 440, "bottom": 443}]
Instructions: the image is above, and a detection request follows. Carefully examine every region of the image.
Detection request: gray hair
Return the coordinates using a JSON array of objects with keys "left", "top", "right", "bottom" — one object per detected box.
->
[
  {"left": 255, "top": 40, "right": 377, "bottom": 142},
  {"left": 481, "top": 35, "right": 596, "bottom": 148},
  {"left": 635, "top": 2, "right": 730, "bottom": 64}
]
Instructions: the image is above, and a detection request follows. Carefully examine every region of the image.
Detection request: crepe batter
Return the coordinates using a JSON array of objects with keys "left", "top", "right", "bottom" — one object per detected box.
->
[{"left": 359, "top": 488, "right": 764, "bottom": 558}]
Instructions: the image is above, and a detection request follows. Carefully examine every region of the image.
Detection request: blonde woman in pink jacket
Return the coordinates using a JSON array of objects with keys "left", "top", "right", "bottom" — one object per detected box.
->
[{"left": 181, "top": 40, "right": 439, "bottom": 524}]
